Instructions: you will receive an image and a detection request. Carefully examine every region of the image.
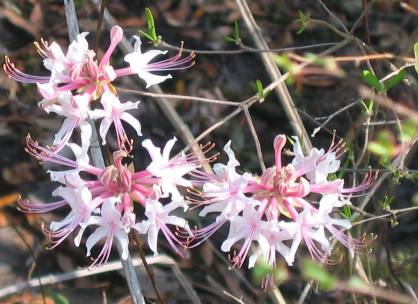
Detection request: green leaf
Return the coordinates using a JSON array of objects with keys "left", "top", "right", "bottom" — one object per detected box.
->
[
  {"left": 348, "top": 276, "right": 369, "bottom": 291},
  {"left": 400, "top": 119, "right": 418, "bottom": 142},
  {"left": 414, "top": 42, "right": 418, "bottom": 74},
  {"left": 383, "top": 69, "right": 406, "bottom": 92},
  {"left": 274, "top": 55, "right": 292, "bottom": 70},
  {"left": 225, "top": 21, "right": 241, "bottom": 45},
  {"left": 254, "top": 80, "right": 270, "bottom": 103},
  {"left": 252, "top": 260, "right": 288, "bottom": 284},
  {"left": 296, "top": 11, "right": 311, "bottom": 34},
  {"left": 145, "top": 8, "right": 157, "bottom": 39},
  {"left": 301, "top": 259, "right": 338, "bottom": 291},
  {"left": 286, "top": 135, "right": 295, "bottom": 145},
  {"left": 138, "top": 30, "right": 154, "bottom": 42},
  {"left": 368, "top": 130, "right": 396, "bottom": 158},
  {"left": 362, "top": 70, "right": 385, "bottom": 93},
  {"left": 337, "top": 148, "right": 352, "bottom": 179},
  {"left": 224, "top": 36, "right": 237, "bottom": 43},
  {"left": 361, "top": 99, "right": 374, "bottom": 114},
  {"left": 368, "top": 142, "right": 392, "bottom": 158},
  {"left": 234, "top": 21, "right": 240, "bottom": 41},
  {"left": 413, "top": 193, "right": 418, "bottom": 205},
  {"left": 381, "top": 195, "right": 395, "bottom": 211},
  {"left": 139, "top": 8, "right": 158, "bottom": 43},
  {"left": 46, "top": 291, "right": 70, "bottom": 304},
  {"left": 273, "top": 55, "right": 297, "bottom": 85},
  {"left": 252, "top": 260, "right": 273, "bottom": 282},
  {"left": 256, "top": 80, "right": 264, "bottom": 102},
  {"left": 305, "top": 53, "right": 335, "bottom": 69},
  {"left": 340, "top": 204, "right": 352, "bottom": 220}
]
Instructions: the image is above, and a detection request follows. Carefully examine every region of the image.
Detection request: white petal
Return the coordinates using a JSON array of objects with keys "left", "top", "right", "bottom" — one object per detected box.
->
[
  {"left": 166, "top": 215, "right": 188, "bottom": 230},
  {"left": 53, "top": 118, "right": 73, "bottom": 145},
  {"left": 119, "top": 100, "right": 140, "bottom": 112},
  {"left": 99, "top": 117, "right": 113, "bottom": 144},
  {"left": 137, "top": 71, "right": 172, "bottom": 88},
  {"left": 137, "top": 49, "right": 167, "bottom": 66},
  {"left": 132, "top": 35, "right": 142, "bottom": 53},
  {"left": 120, "top": 112, "right": 142, "bottom": 136},
  {"left": 248, "top": 253, "right": 259, "bottom": 269},
  {"left": 74, "top": 224, "right": 87, "bottom": 247},
  {"left": 85, "top": 227, "right": 108, "bottom": 257},
  {"left": 89, "top": 109, "right": 107, "bottom": 120},
  {"left": 115, "top": 230, "right": 129, "bottom": 259},
  {"left": 223, "top": 141, "right": 240, "bottom": 168},
  {"left": 162, "top": 137, "right": 177, "bottom": 161},
  {"left": 199, "top": 201, "right": 227, "bottom": 217},
  {"left": 79, "top": 122, "right": 92, "bottom": 152},
  {"left": 285, "top": 233, "right": 301, "bottom": 266},
  {"left": 100, "top": 92, "right": 120, "bottom": 112},
  {"left": 330, "top": 218, "right": 352, "bottom": 229},
  {"left": 125, "top": 49, "right": 167, "bottom": 72},
  {"left": 147, "top": 226, "right": 159, "bottom": 255},
  {"left": 134, "top": 221, "right": 152, "bottom": 234},
  {"left": 142, "top": 139, "right": 162, "bottom": 162}
]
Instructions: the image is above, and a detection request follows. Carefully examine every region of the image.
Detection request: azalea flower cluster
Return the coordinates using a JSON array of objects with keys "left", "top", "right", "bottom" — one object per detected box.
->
[
  {"left": 20, "top": 135, "right": 200, "bottom": 267},
  {"left": 7, "top": 25, "right": 197, "bottom": 267},
  {"left": 7, "top": 23, "right": 371, "bottom": 275},
  {"left": 190, "top": 135, "right": 372, "bottom": 272},
  {"left": 4, "top": 25, "right": 194, "bottom": 152}
]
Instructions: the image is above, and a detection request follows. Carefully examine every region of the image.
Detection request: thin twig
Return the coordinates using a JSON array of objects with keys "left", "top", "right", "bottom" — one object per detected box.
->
[
  {"left": 160, "top": 40, "right": 339, "bottom": 55},
  {"left": 182, "top": 104, "right": 250, "bottom": 153},
  {"left": 0, "top": 255, "right": 176, "bottom": 299},
  {"left": 297, "top": 282, "right": 311, "bottom": 304},
  {"left": 311, "top": 99, "right": 363, "bottom": 137},
  {"left": 350, "top": 0, "right": 377, "bottom": 34},
  {"left": 12, "top": 226, "right": 46, "bottom": 304},
  {"left": 223, "top": 291, "right": 245, "bottom": 303},
  {"left": 235, "top": 0, "right": 313, "bottom": 152},
  {"left": 132, "top": 230, "right": 165, "bottom": 304},
  {"left": 94, "top": 0, "right": 108, "bottom": 54},
  {"left": 244, "top": 107, "right": 266, "bottom": 172},
  {"left": 117, "top": 87, "right": 240, "bottom": 106},
  {"left": 183, "top": 40, "right": 352, "bottom": 153},
  {"left": 352, "top": 205, "right": 418, "bottom": 226},
  {"left": 171, "top": 264, "right": 202, "bottom": 304},
  {"left": 270, "top": 285, "right": 287, "bottom": 304},
  {"left": 359, "top": 86, "right": 418, "bottom": 122},
  {"left": 317, "top": 0, "right": 349, "bottom": 32}
]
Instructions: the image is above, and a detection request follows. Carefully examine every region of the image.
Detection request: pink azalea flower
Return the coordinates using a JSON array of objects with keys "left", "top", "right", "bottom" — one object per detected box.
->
[
  {"left": 291, "top": 136, "right": 341, "bottom": 184},
  {"left": 188, "top": 141, "right": 255, "bottom": 245},
  {"left": 85, "top": 199, "right": 130, "bottom": 267},
  {"left": 46, "top": 186, "right": 96, "bottom": 248},
  {"left": 133, "top": 199, "right": 192, "bottom": 256},
  {"left": 89, "top": 91, "right": 141, "bottom": 152},
  {"left": 248, "top": 220, "right": 293, "bottom": 269},
  {"left": 279, "top": 209, "right": 331, "bottom": 266},
  {"left": 221, "top": 205, "right": 262, "bottom": 268},
  {"left": 19, "top": 137, "right": 200, "bottom": 263},
  {"left": 43, "top": 92, "right": 92, "bottom": 152},
  {"left": 192, "top": 134, "right": 373, "bottom": 271},
  {"left": 123, "top": 36, "right": 195, "bottom": 88},
  {"left": 142, "top": 137, "right": 200, "bottom": 205},
  {"left": 5, "top": 25, "right": 194, "bottom": 152},
  {"left": 4, "top": 25, "right": 194, "bottom": 99}
]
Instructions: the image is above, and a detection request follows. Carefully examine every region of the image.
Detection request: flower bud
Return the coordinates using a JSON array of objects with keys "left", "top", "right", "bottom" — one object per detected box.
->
[{"left": 110, "top": 25, "right": 123, "bottom": 45}]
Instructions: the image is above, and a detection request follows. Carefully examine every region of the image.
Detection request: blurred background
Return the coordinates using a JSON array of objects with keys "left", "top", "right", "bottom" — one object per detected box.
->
[{"left": 0, "top": 0, "right": 417, "bottom": 303}]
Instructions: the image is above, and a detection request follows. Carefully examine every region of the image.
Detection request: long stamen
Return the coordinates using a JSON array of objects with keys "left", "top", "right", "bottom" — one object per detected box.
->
[
  {"left": 17, "top": 198, "right": 67, "bottom": 213},
  {"left": 3, "top": 56, "right": 50, "bottom": 83}
]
